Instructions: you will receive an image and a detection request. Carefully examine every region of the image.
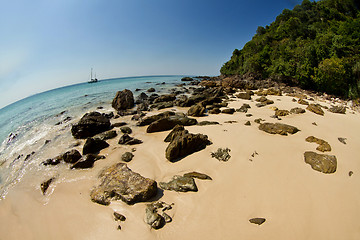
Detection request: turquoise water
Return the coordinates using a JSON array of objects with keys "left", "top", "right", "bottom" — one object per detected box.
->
[{"left": 0, "top": 75, "right": 187, "bottom": 197}]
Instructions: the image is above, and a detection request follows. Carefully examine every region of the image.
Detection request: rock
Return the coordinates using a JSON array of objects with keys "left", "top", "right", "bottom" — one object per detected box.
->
[
  {"left": 187, "top": 103, "right": 206, "bottom": 117},
  {"left": 290, "top": 107, "right": 306, "bottom": 114},
  {"left": 338, "top": 137, "right": 347, "bottom": 144},
  {"left": 90, "top": 163, "right": 158, "bottom": 205},
  {"left": 94, "top": 130, "right": 118, "bottom": 141},
  {"left": 329, "top": 105, "right": 346, "bottom": 114},
  {"left": 153, "top": 94, "right": 176, "bottom": 103},
  {"left": 249, "top": 218, "right": 266, "bottom": 225},
  {"left": 121, "top": 152, "right": 134, "bottom": 162},
  {"left": 62, "top": 149, "right": 82, "bottom": 164},
  {"left": 102, "top": 112, "right": 114, "bottom": 119},
  {"left": 275, "top": 110, "right": 290, "bottom": 117},
  {"left": 236, "top": 103, "right": 251, "bottom": 113},
  {"left": 165, "top": 133, "right": 211, "bottom": 162},
  {"left": 254, "top": 118, "right": 265, "bottom": 124},
  {"left": 40, "top": 177, "right": 54, "bottom": 195},
  {"left": 307, "top": 104, "right": 324, "bottom": 116},
  {"left": 197, "top": 121, "right": 220, "bottom": 126},
  {"left": 159, "top": 175, "right": 198, "bottom": 192},
  {"left": 349, "top": 171, "right": 353, "bottom": 176},
  {"left": 83, "top": 138, "right": 109, "bottom": 155},
  {"left": 42, "top": 157, "right": 62, "bottom": 166},
  {"left": 246, "top": 114, "right": 253, "bottom": 117},
  {"left": 118, "top": 134, "right": 143, "bottom": 145},
  {"left": 111, "top": 122, "right": 127, "bottom": 128},
  {"left": 221, "top": 108, "right": 235, "bottom": 114},
  {"left": 259, "top": 122, "right": 300, "bottom": 136},
  {"left": 112, "top": 89, "right": 134, "bottom": 111},
  {"left": 164, "top": 125, "right": 188, "bottom": 143},
  {"left": 71, "top": 112, "right": 111, "bottom": 139},
  {"left": 147, "top": 115, "right": 197, "bottom": 133},
  {"left": 245, "top": 121, "right": 251, "bottom": 126},
  {"left": 147, "top": 88, "right": 156, "bottom": 93},
  {"left": 120, "top": 126, "right": 132, "bottom": 134},
  {"left": 236, "top": 92, "right": 251, "bottom": 100},
  {"left": 183, "top": 172, "right": 212, "bottom": 180},
  {"left": 137, "top": 111, "right": 175, "bottom": 126},
  {"left": 255, "top": 96, "right": 274, "bottom": 105},
  {"left": 211, "top": 148, "right": 231, "bottom": 161},
  {"left": 135, "top": 92, "right": 148, "bottom": 103},
  {"left": 304, "top": 151, "right": 337, "bottom": 174},
  {"left": 137, "top": 102, "right": 149, "bottom": 111},
  {"left": 181, "top": 77, "right": 193, "bottom": 81},
  {"left": 208, "top": 108, "right": 221, "bottom": 114},
  {"left": 114, "top": 212, "right": 126, "bottom": 221},
  {"left": 150, "top": 101, "right": 174, "bottom": 110},
  {"left": 305, "top": 136, "right": 331, "bottom": 152},
  {"left": 145, "top": 201, "right": 173, "bottom": 229},
  {"left": 71, "top": 154, "right": 100, "bottom": 169},
  {"left": 298, "top": 99, "right": 309, "bottom": 105}
]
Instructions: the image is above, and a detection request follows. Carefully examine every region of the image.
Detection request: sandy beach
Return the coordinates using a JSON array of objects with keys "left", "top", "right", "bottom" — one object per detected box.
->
[{"left": 1, "top": 86, "right": 360, "bottom": 240}]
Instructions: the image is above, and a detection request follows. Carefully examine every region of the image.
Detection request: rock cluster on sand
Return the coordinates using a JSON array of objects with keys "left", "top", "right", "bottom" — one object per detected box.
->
[
  {"left": 90, "top": 163, "right": 158, "bottom": 205},
  {"left": 211, "top": 148, "right": 231, "bottom": 161},
  {"left": 71, "top": 112, "right": 111, "bottom": 139},
  {"left": 258, "top": 122, "right": 300, "bottom": 136},
  {"left": 304, "top": 151, "right": 337, "bottom": 174},
  {"left": 145, "top": 201, "right": 173, "bottom": 229}
]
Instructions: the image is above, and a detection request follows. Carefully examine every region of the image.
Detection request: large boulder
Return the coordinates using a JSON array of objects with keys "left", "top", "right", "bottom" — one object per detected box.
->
[
  {"left": 187, "top": 103, "right": 206, "bottom": 117},
  {"left": 259, "top": 122, "right": 300, "bottom": 136},
  {"left": 304, "top": 151, "right": 337, "bottom": 174},
  {"left": 159, "top": 175, "right": 198, "bottom": 192},
  {"left": 165, "top": 133, "right": 211, "bottom": 162},
  {"left": 90, "top": 163, "right": 158, "bottom": 205},
  {"left": 147, "top": 115, "right": 197, "bottom": 133},
  {"left": 164, "top": 125, "right": 188, "bottom": 142},
  {"left": 83, "top": 138, "right": 109, "bottom": 155},
  {"left": 112, "top": 89, "right": 134, "bottom": 111},
  {"left": 71, "top": 112, "right": 111, "bottom": 139}
]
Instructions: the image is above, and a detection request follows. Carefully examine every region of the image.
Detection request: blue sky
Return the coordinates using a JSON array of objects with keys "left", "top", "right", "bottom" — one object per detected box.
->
[{"left": 0, "top": 0, "right": 302, "bottom": 108}]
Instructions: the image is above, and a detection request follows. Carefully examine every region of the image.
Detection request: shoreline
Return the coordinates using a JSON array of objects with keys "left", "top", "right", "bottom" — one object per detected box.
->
[{"left": 1, "top": 79, "right": 360, "bottom": 239}]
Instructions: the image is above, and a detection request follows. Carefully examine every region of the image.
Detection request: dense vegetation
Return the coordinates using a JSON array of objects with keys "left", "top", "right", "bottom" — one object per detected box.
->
[{"left": 221, "top": 0, "right": 360, "bottom": 98}]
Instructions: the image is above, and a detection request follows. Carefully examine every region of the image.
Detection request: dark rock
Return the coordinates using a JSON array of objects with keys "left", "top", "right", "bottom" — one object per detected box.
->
[
  {"left": 329, "top": 105, "right": 346, "bottom": 114},
  {"left": 236, "top": 92, "right": 251, "bottom": 100},
  {"left": 147, "top": 88, "right": 156, "bottom": 93},
  {"left": 120, "top": 126, "right": 132, "bottom": 134},
  {"left": 307, "top": 104, "right": 324, "bottom": 116},
  {"left": 145, "top": 201, "right": 173, "bottom": 229},
  {"left": 24, "top": 151, "right": 35, "bottom": 161},
  {"left": 111, "top": 122, "right": 127, "bottom": 128},
  {"left": 44, "top": 139, "right": 51, "bottom": 145},
  {"left": 259, "top": 122, "right": 299, "bottom": 136},
  {"left": 83, "top": 138, "right": 109, "bottom": 155},
  {"left": 236, "top": 103, "right": 251, "bottom": 113},
  {"left": 42, "top": 157, "right": 62, "bottom": 166},
  {"left": 137, "top": 102, "right": 149, "bottom": 111},
  {"left": 165, "top": 133, "right": 211, "bottom": 162},
  {"left": 164, "top": 125, "right": 188, "bottom": 143},
  {"left": 102, "top": 112, "right": 115, "bottom": 119},
  {"left": 211, "top": 148, "right": 231, "bottom": 161},
  {"left": 71, "top": 154, "right": 100, "bottom": 169},
  {"left": 338, "top": 137, "right": 347, "bottom": 144},
  {"left": 249, "top": 218, "right": 266, "bottom": 225},
  {"left": 151, "top": 101, "right": 174, "bottom": 110},
  {"left": 304, "top": 151, "right": 337, "bottom": 174},
  {"left": 187, "top": 103, "right": 206, "bottom": 117},
  {"left": 121, "top": 152, "right": 134, "bottom": 162},
  {"left": 147, "top": 115, "right": 197, "bottom": 133},
  {"left": 118, "top": 134, "right": 143, "bottom": 145},
  {"left": 208, "top": 108, "right": 221, "bottom": 114},
  {"left": 137, "top": 111, "right": 175, "bottom": 126},
  {"left": 181, "top": 77, "right": 193, "bottom": 81},
  {"left": 290, "top": 107, "right": 306, "bottom": 114},
  {"left": 221, "top": 108, "right": 235, "bottom": 114},
  {"left": 255, "top": 96, "right": 274, "bottom": 105},
  {"left": 71, "top": 112, "right": 111, "bottom": 139},
  {"left": 197, "top": 121, "right": 220, "bottom": 126},
  {"left": 305, "top": 136, "right": 331, "bottom": 152},
  {"left": 298, "top": 99, "right": 309, "bottom": 105},
  {"left": 114, "top": 212, "right": 126, "bottom": 221},
  {"left": 275, "top": 110, "right": 290, "bottom": 117},
  {"left": 94, "top": 130, "right": 118, "bottom": 141},
  {"left": 349, "top": 171, "right": 353, "bottom": 177},
  {"left": 135, "top": 92, "right": 148, "bottom": 103},
  {"left": 160, "top": 176, "right": 198, "bottom": 192},
  {"left": 55, "top": 116, "right": 72, "bottom": 125},
  {"left": 90, "top": 163, "right": 158, "bottom": 205},
  {"left": 183, "top": 172, "right": 212, "bottom": 180},
  {"left": 246, "top": 114, "right": 253, "bottom": 117},
  {"left": 245, "top": 121, "right": 251, "bottom": 126},
  {"left": 62, "top": 149, "right": 82, "bottom": 164},
  {"left": 153, "top": 94, "right": 176, "bottom": 103},
  {"left": 41, "top": 177, "right": 54, "bottom": 195},
  {"left": 254, "top": 118, "right": 265, "bottom": 124},
  {"left": 112, "top": 89, "right": 134, "bottom": 111}
]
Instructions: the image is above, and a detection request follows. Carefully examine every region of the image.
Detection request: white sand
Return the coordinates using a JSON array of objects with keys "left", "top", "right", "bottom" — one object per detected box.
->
[{"left": 1, "top": 93, "right": 360, "bottom": 240}]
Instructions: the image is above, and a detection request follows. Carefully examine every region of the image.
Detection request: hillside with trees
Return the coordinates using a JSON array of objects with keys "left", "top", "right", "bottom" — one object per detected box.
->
[{"left": 220, "top": 0, "right": 360, "bottom": 98}]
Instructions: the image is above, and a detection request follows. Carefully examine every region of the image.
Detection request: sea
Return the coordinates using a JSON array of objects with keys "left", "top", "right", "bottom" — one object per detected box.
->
[{"left": 0, "top": 75, "right": 189, "bottom": 199}]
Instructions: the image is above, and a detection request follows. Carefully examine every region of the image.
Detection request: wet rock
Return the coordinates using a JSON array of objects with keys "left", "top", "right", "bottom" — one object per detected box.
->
[
  {"left": 245, "top": 121, "right": 251, "bottom": 126},
  {"left": 307, "top": 104, "right": 324, "bottom": 116},
  {"left": 290, "top": 107, "right": 306, "bottom": 114},
  {"left": 164, "top": 125, "right": 188, "bottom": 143},
  {"left": 236, "top": 92, "right": 251, "bottom": 100},
  {"left": 165, "top": 133, "right": 211, "bottom": 162},
  {"left": 120, "top": 126, "right": 132, "bottom": 134},
  {"left": 111, "top": 122, "right": 127, "bottom": 128},
  {"left": 305, "top": 136, "right": 331, "bottom": 152},
  {"left": 298, "top": 99, "right": 309, "bottom": 105},
  {"left": 102, "top": 112, "right": 114, "bottom": 119},
  {"left": 197, "top": 121, "right": 220, "bottom": 126},
  {"left": 112, "top": 89, "right": 134, "bottom": 111},
  {"left": 181, "top": 77, "right": 193, "bottom": 81},
  {"left": 83, "top": 138, "right": 109, "bottom": 155},
  {"left": 211, "top": 148, "right": 231, "bottom": 161},
  {"left": 71, "top": 154, "right": 101, "bottom": 169},
  {"left": 118, "top": 134, "right": 143, "bottom": 145},
  {"left": 90, "top": 163, "right": 157, "bottom": 205},
  {"left": 304, "top": 151, "right": 337, "bottom": 174},
  {"left": 114, "top": 212, "right": 126, "bottom": 221},
  {"left": 137, "top": 102, "right": 149, "bottom": 111},
  {"left": 329, "top": 105, "right": 346, "bottom": 114},
  {"left": 160, "top": 175, "right": 198, "bottom": 192},
  {"left": 147, "top": 88, "right": 156, "bottom": 93},
  {"left": 135, "top": 92, "right": 148, "bottom": 103},
  {"left": 259, "top": 123, "right": 300, "bottom": 136},
  {"left": 147, "top": 115, "right": 197, "bottom": 133},
  {"left": 137, "top": 111, "right": 175, "bottom": 126},
  {"left": 187, "top": 103, "right": 206, "bottom": 117},
  {"left": 121, "top": 152, "right": 134, "bottom": 162},
  {"left": 183, "top": 172, "right": 212, "bottom": 180},
  {"left": 62, "top": 149, "right": 82, "bottom": 164},
  {"left": 221, "top": 108, "right": 235, "bottom": 114},
  {"left": 145, "top": 201, "right": 173, "bottom": 229},
  {"left": 249, "top": 218, "right": 266, "bottom": 225},
  {"left": 275, "top": 110, "right": 290, "bottom": 117},
  {"left": 338, "top": 137, "right": 347, "bottom": 145},
  {"left": 40, "top": 177, "right": 54, "bottom": 195},
  {"left": 94, "top": 130, "right": 118, "bottom": 141},
  {"left": 71, "top": 112, "right": 111, "bottom": 139}
]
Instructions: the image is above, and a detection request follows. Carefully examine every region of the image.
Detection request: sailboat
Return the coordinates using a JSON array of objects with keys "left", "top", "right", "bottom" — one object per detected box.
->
[{"left": 88, "top": 68, "right": 98, "bottom": 83}]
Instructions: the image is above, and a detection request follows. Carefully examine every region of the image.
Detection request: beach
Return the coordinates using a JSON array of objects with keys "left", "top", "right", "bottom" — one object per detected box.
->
[{"left": 1, "top": 77, "right": 360, "bottom": 240}]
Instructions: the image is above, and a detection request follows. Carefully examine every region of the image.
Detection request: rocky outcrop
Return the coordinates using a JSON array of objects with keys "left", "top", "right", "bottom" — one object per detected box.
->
[
  {"left": 187, "top": 103, "right": 206, "bottom": 117},
  {"left": 71, "top": 112, "right": 111, "bottom": 139},
  {"left": 83, "top": 138, "right": 109, "bottom": 155},
  {"left": 145, "top": 201, "right": 173, "bottom": 229},
  {"left": 90, "top": 163, "right": 158, "bottom": 205},
  {"left": 307, "top": 104, "right": 324, "bottom": 116},
  {"left": 147, "top": 115, "right": 197, "bottom": 133},
  {"left": 211, "top": 148, "right": 231, "bottom": 161},
  {"left": 165, "top": 133, "right": 211, "bottom": 162},
  {"left": 329, "top": 105, "right": 346, "bottom": 114},
  {"left": 259, "top": 122, "right": 300, "bottom": 136},
  {"left": 159, "top": 175, "right": 198, "bottom": 192},
  {"left": 305, "top": 136, "right": 331, "bottom": 152},
  {"left": 118, "top": 134, "right": 143, "bottom": 145},
  {"left": 304, "top": 151, "right": 337, "bottom": 174},
  {"left": 112, "top": 89, "right": 134, "bottom": 111}
]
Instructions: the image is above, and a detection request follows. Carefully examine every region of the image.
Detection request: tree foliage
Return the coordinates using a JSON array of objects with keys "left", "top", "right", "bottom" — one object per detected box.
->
[{"left": 220, "top": 0, "right": 360, "bottom": 98}]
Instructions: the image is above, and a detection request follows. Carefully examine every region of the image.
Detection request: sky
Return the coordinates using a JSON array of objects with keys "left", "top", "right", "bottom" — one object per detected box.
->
[{"left": 0, "top": 0, "right": 303, "bottom": 108}]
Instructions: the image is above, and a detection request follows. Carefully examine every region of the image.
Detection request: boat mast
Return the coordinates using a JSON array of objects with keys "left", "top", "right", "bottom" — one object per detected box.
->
[{"left": 91, "top": 68, "right": 93, "bottom": 80}]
